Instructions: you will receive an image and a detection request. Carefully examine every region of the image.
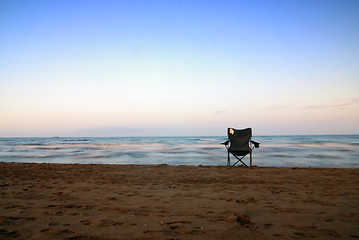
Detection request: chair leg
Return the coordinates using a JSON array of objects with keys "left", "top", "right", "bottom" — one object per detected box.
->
[
  {"left": 231, "top": 154, "right": 248, "bottom": 167},
  {"left": 250, "top": 152, "right": 252, "bottom": 168},
  {"left": 227, "top": 151, "right": 230, "bottom": 166}
]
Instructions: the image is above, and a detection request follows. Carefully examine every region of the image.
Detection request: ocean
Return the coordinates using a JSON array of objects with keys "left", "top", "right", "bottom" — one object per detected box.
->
[{"left": 0, "top": 135, "right": 358, "bottom": 168}]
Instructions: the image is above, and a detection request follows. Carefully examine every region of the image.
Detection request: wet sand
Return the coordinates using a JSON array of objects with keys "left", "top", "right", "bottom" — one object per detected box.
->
[{"left": 0, "top": 162, "right": 358, "bottom": 239}]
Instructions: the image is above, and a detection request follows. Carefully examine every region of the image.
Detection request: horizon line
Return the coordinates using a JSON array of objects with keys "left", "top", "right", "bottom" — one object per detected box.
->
[{"left": 1, "top": 133, "right": 358, "bottom": 138}]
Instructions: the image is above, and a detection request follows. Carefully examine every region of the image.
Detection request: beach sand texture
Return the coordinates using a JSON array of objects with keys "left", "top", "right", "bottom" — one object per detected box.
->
[{"left": 0, "top": 163, "right": 358, "bottom": 239}]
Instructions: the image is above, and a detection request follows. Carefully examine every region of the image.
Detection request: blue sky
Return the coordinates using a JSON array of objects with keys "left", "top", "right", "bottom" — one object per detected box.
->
[{"left": 0, "top": 0, "right": 358, "bottom": 136}]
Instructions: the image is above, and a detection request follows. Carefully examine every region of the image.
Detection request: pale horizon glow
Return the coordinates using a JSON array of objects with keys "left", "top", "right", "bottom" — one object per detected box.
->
[{"left": 1, "top": 0, "right": 359, "bottom": 137}]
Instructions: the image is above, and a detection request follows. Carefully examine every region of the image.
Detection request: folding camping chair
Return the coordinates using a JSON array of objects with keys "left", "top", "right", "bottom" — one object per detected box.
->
[{"left": 221, "top": 128, "right": 260, "bottom": 167}]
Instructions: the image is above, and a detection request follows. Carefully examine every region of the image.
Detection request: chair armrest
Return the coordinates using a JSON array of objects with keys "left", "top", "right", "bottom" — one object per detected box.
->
[
  {"left": 250, "top": 140, "right": 260, "bottom": 148},
  {"left": 221, "top": 140, "right": 230, "bottom": 146}
]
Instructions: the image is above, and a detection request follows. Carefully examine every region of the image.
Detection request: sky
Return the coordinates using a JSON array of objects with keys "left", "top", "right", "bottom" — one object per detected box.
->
[{"left": 0, "top": 0, "right": 358, "bottom": 137}]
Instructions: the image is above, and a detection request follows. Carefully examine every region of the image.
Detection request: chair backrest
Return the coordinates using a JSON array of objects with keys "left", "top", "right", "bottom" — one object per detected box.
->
[{"left": 228, "top": 128, "right": 252, "bottom": 152}]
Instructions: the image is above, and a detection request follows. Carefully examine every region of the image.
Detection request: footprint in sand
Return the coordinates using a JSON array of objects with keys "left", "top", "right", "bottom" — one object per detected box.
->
[
  {"left": 80, "top": 220, "right": 96, "bottom": 226},
  {"left": 0, "top": 229, "right": 18, "bottom": 238},
  {"left": 99, "top": 219, "right": 123, "bottom": 227}
]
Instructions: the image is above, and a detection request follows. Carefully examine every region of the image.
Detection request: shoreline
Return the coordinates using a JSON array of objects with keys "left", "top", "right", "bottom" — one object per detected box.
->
[
  {"left": 2, "top": 161, "right": 359, "bottom": 169},
  {"left": 1, "top": 162, "right": 359, "bottom": 239}
]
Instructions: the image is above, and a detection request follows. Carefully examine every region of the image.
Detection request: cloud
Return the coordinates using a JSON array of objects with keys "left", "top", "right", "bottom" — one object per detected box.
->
[
  {"left": 334, "top": 97, "right": 359, "bottom": 105},
  {"left": 68, "top": 125, "right": 226, "bottom": 137},
  {"left": 71, "top": 126, "right": 145, "bottom": 137},
  {"left": 263, "top": 98, "right": 359, "bottom": 112},
  {"left": 264, "top": 105, "right": 290, "bottom": 111},
  {"left": 213, "top": 110, "right": 227, "bottom": 114},
  {"left": 300, "top": 98, "right": 359, "bottom": 110}
]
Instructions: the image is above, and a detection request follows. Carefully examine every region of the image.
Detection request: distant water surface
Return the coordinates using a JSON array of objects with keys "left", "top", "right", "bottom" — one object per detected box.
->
[{"left": 0, "top": 135, "right": 358, "bottom": 168}]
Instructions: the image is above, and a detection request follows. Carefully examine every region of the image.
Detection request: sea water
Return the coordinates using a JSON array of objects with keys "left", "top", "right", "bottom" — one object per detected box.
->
[{"left": 0, "top": 135, "right": 358, "bottom": 168}]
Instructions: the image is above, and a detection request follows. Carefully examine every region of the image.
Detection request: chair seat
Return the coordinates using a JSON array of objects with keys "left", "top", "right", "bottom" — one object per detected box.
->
[{"left": 229, "top": 150, "right": 251, "bottom": 156}]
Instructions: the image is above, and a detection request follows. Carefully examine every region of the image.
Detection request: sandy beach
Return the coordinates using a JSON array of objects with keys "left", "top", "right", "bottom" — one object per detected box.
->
[{"left": 0, "top": 163, "right": 358, "bottom": 239}]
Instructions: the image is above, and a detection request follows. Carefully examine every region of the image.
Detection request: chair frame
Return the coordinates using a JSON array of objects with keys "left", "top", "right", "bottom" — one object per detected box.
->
[{"left": 221, "top": 128, "right": 260, "bottom": 167}]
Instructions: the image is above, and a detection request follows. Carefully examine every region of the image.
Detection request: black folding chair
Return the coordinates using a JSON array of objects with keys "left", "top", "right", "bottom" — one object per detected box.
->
[{"left": 221, "top": 128, "right": 260, "bottom": 167}]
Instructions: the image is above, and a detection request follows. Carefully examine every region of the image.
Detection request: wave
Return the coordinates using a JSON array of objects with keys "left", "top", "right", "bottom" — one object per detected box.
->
[
  {"left": 2, "top": 154, "right": 63, "bottom": 159},
  {"left": 261, "top": 143, "right": 359, "bottom": 152},
  {"left": 307, "top": 154, "right": 338, "bottom": 159},
  {"left": 63, "top": 139, "right": 90, "bottom": 142},
  {"left": 1, "top": 136, "right": 358, "bottom": 167},
  {"left": 18, "top": 143, "right": 44, "bottom": 147}
]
